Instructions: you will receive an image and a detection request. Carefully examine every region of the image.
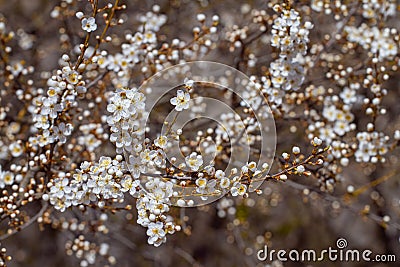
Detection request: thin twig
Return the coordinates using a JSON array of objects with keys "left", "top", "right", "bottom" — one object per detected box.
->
[
  {"left": 109, "top": 231, "right": 137, "bottom": 250},
  {"left": 174, "top": 247, "right": 203, "bottom": 266},
  {"left": 0, "top": 202, "right": 49, "bottom": 241},
  {"left": 86, "top": 71, "right": 109, "bottom": 89},
  {"left": 283, "top": 180, "right": 400, "bottom": 231},
  {"left": 312, "top": 3, "right": 360, "bottom": 64}
]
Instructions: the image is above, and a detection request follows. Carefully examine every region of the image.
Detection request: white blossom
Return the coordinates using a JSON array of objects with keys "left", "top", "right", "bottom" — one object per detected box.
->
[
  {"left": 81, "top": 17, "right": 97, "bottom": 32},
  {"left": 170, "top": 90, "right": 190, "bottom": 111}
]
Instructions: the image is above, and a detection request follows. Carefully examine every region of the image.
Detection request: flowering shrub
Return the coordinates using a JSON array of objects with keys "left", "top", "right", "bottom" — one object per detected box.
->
[{"left": 0, "top": 0, "right": 399, "bottom": 266}]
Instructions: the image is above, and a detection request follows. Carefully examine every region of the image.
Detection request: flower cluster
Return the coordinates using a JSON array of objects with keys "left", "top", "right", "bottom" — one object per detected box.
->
[
  {"left": 216, "top": 197, "right": 236, "bottom": 218},
  {"left": 319, "top": 95, "right": 355, "bottom": 141},
  {"left": 95, "top": 8, "right": 218, "bottom": 87},
  {"left": 107, "top": 87, "right": 146, "bottom": 154},
  {"left": 345, "top": 24, "right": 398, "bottom": 61},
  {"left": 45, "top": 156, "right": 130, "bottom": 212},
  {"left": 269, "top": 5, "right": 313, "bottom": 91},
  {"left": 1, "top": 1, "right": 400, "bottom": 266},
  {"left": 31, "top": 62, "right": 85, "bottom": 148},
  {"left": 97, "top": 10, "right": 166, "bottom": 84},
  {"left": 0, "top": 242, "right": 11, "bottom": 266},
  {"left": 136, "top": 178, "right": 180, "bottom": 247},
  {"left": 77, "top": 123, "right": 103, "bottom": 152},
  {"left": 65, "top": 236, "right": 112, "bottom": 267},
  {"left": 361, "top": 0, "right": 396, "bottom": 19},
  {"left": 355, "top": 131, "right": 390, "bottom": 163}
]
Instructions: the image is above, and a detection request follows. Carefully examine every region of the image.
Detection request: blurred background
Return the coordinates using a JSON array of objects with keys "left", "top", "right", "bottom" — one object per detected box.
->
[{"left": 0, "top": 0, "right": 399, "bottom": 266}]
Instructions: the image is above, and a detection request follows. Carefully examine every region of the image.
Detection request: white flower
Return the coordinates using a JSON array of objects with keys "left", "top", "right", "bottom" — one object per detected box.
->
[
  {"left": 9, "top": 142, "right": 23, "bottom": 157},
  {"left": 230, "top": 182, "right": 247, "bottom": 196},
  {"left": 50, "top": 178, "right": 71, "bottom": 199},
  {"left": 170, "top": 90, "right": 190, "bottom": 111},
  {"left": 139, "top": 12, "right": 167, "bottom": 32},
  {"left": 185, "top": 152, "right": 203, "bottom": 171},
  {"left": 107, "top": 95, "right": 132, "bottom": 122},
  {"left": 154, "top": 135, "right": 168, "bottom": 149},
  {"left": 3, "top": 171, "right": 14, "bottom": 186},
  {"left": 146, "top": 222, "right": 166, "bottom": 247},
  {"left": 52, "top": 122, "right": 73, "bottom": 144},
  {"left": 355, "top": 142, "right": 373, "bottom": 162},
  {"left": 41, "top": 97, "right": 63, "bottom": 119},
  {"left": 120, "top": 175, "right": 140, "bottom": 196},
  {"left": 215, "top": 170, "right": 225, "bottom": 179},
  {"left": 312, "top": 137, "right": 322, "bottom": 146},
  {"left": 143, "top": 31, "right": 157, "bottom": 43},
  {"left": 121, "top": 43, "right": 140, "bottom": 64},
  {"left": 204, "top": 165, "right": 215, "bottom": 176},
  {"left": 220, "top": 177, "right": 230, "bottom": 189},
  {"left": 333, "top": 121, "right": 350, "bottom": 136},
  {"left": 318, "top": 126, "right": 335, "bottom": 143},
  {"left": 78, "top": 134, "right": 101, "bottom": 152},
  {"left": 296, "top": 165, "right": 305, "bottom": 174},
  {"left": 196, "top": 179, "right": 217, "bottom": 200},
  {"left": 10, "top": 62, "right": 23, "bottom": 76},
  {"left": 98, "top": 156, "right": 113, "bottom": 169},
  {"left": 110, "top": 128, "right": 132, "bottom": 150},
  {"left": 81, "top": 17, "right": 97, "bottom": 32},
  {"left": 195, "top": 177, "right": 207, "bottom": 188},
  {"left": 34, "top": 115, "right": 50, "bottom": 129},
  {"left": 50, "top": 197, "right": 67, "bottom": 212},
  {"left": 394, "top": 130, "right": 400, "bottom": 140},
  {"left": 128, "top": 155, "right": 146, "bottom": 178},
  {"left": 184, "top": 78, "right": 194, "bottom": 88},
  {"left": 38, "top": 130, "right": 55, "bottom": 147},
  {"left": 292, "top": 146, "right": 300, "bottom": 154},
  {"left": 0, "top": 167, "right": 14, "bottom": 188},
  {"left": 140, "top": 149, "right": 154, "bottom": 164},
  {"left": 246, "top": 162, "right": 257, "bottom": 172},
  {"left": 72, "top": 170, "right": 88, "bottom": 183},
  {"left": 340, "top": 87, "right": 357, "bottom": 104},
  {"left": 106, "top": 53, "right": 123, "bottom": 72},
  {"left": 322, "top": 106, "right": 337, "bottom": 122},
  {"left": 64, "top": 69, "right": 80, "bottom": 85},
  {"left": 150, "top": 149, "right": 166, "bottom": 168}
]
